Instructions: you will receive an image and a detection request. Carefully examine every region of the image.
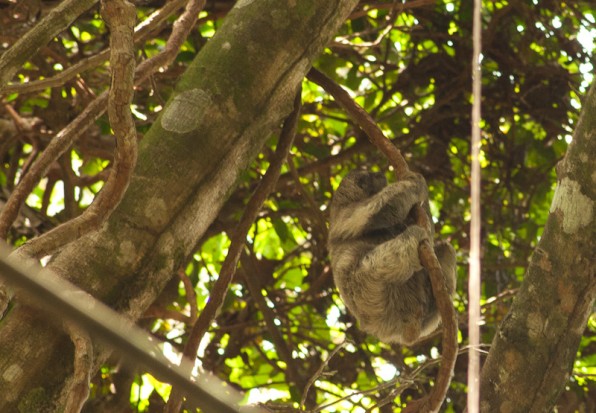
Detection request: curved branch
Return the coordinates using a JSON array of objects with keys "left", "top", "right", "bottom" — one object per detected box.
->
[
  {"left": 306, "top": 68, "right": 409, "bottom": 176},
  {"left": 14, "top": 0, "right": 138, "bottom": 259}
]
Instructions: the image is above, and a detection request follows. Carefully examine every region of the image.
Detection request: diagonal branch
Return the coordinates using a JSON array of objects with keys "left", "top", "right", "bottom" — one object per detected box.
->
[
  {"left": 306, "top": 68, "right": 409, "bottom": 176},
  {"left": 307, "top": 67, "right": 457, "bottom": 413}
]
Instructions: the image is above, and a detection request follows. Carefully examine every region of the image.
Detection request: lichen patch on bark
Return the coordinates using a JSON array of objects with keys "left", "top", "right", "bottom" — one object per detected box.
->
[
  {"left": 1, "top": 363, "right": 23, "bottom": 383},
  {"left": 161, "top": 89, "right": 211, "bottom": 134},
  {"left": 550, "top": 177, "right": 593, "bottom": 233},
  {"left": 235, "top": 0, "right": 255, "bottom": 9}
]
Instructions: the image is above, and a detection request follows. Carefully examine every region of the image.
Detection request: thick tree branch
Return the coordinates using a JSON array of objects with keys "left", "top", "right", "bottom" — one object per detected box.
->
[{"left": 307, "top": 67, "right": 457, "bottom": 413}]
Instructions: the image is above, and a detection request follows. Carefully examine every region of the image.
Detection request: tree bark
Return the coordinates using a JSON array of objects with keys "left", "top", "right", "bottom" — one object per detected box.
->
[
  {"left": 0, "top": 0, "right": 358, "bottom": 410},
  {"left": 479, "top": 82, "right": 596, "bottom": 412}
]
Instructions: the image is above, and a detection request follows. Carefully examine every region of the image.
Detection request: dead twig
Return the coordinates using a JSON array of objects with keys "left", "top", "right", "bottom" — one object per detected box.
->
[
  {"left": 300, "top": 342, "right": 346, "bottom": 410},
  {"left": 307, "top": 67, "right": 457, "bottom": 413}
]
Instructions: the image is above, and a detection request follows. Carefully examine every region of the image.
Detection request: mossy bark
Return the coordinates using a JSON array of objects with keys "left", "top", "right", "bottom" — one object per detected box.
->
[{"left": 0, "top": 0, "right": 359, "bottom": 410}]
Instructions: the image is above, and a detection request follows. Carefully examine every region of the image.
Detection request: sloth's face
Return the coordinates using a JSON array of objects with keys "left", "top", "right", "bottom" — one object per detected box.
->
[
  {"left": 332, "top": 170, "right": 387, "bottom": 208},
  {"left": 351, "top": 171, "right": 386, "bottom": 197}
]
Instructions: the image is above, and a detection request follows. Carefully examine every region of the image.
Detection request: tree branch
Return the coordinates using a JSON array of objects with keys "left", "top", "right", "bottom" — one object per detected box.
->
[
  {"left": 0, "top": 94, "right": 107, "bottom": 241},
  {"left": 306, "top": 68, "right": 409, "bottom": 176},
  {"left": 62, "top": 323, "right": 93, "bottom": 413}
]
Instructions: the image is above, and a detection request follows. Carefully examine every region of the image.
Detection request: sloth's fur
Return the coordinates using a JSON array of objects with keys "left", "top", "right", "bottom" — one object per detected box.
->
[{"left": 328, "top": 170, "right": 456, "bottom": 345}]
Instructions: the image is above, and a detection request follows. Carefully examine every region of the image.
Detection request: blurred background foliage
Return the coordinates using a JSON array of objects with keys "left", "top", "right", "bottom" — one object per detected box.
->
[{"left": 1, "top": 0, "right": 595, "bottom": 411}]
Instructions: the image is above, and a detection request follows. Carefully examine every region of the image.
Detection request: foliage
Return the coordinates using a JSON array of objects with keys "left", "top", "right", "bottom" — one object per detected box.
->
[{"left": 0, "top": 0, "right": 594, "bottom": 411}]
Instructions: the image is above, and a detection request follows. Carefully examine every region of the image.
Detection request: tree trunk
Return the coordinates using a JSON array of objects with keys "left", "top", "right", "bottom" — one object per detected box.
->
[
  {"left": 0, "top": 0, "right": 358, "bottom": 410},
  {"left": 479, "top": 82, "right": 596, "bottom": 412}
]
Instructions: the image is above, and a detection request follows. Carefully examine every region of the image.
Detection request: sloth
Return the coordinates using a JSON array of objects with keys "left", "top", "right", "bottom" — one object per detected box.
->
[{"left": 328, "top": 170, "right": 456, "bottom": 345}]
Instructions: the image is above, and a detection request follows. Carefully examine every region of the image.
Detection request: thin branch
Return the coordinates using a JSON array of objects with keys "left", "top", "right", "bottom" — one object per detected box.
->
[
  {"left": 241, "top": 252, "right": 307, "bottom": 396},
  {"left": 58, "top": 155, "right": 78, "bottom": 219},
  {"left": 2, "top": 53, "right": 107, "bottom": 96},
  {"left": 286, "top": 153, "right": 328, "bottom": 239},
  {"left": 336, "top": 0, "right": 403, "bottom": 49},
  {"left": 307, "top": 67, "right": 458, "bottom": 413},
  {"left": 401, "top": 239, "right": 458, "bottom": 413},
  {"left": 163, "top": 89, "right": 302, "bottom": 413},
  {"left": 14, "top": 0, "right": 138, "bottom": 259},
  {"left": 301, "top": 342, "right": 346, "bottom": 409},
  {"left": 468, "top": 0, "right": 483, "bottom": 410},
  {"left": 0, "top": 93, "right": 108, "bottom": 241},
  {"left": 143, "top": 306, "right": 193, "bottom": 324},
  {"left": 179, "top": 269, "right": 198, "bottom": 323},
  {"left": 306, "top": 68, "right": 409, "bottom": 176},
  {"left": 0, "top": 0, "right": 198, "bottom": 241},
  {"left": 349, "top": 0, "right": 436, "bottom": 20},
  {"left": 135, "top": 0, "right": 207, "bottom": 83}
]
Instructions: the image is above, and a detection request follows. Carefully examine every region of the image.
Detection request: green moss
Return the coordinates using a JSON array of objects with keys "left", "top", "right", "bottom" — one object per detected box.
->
[{"left": 18, "top": 387, "right": 48, "bottom": 413}]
